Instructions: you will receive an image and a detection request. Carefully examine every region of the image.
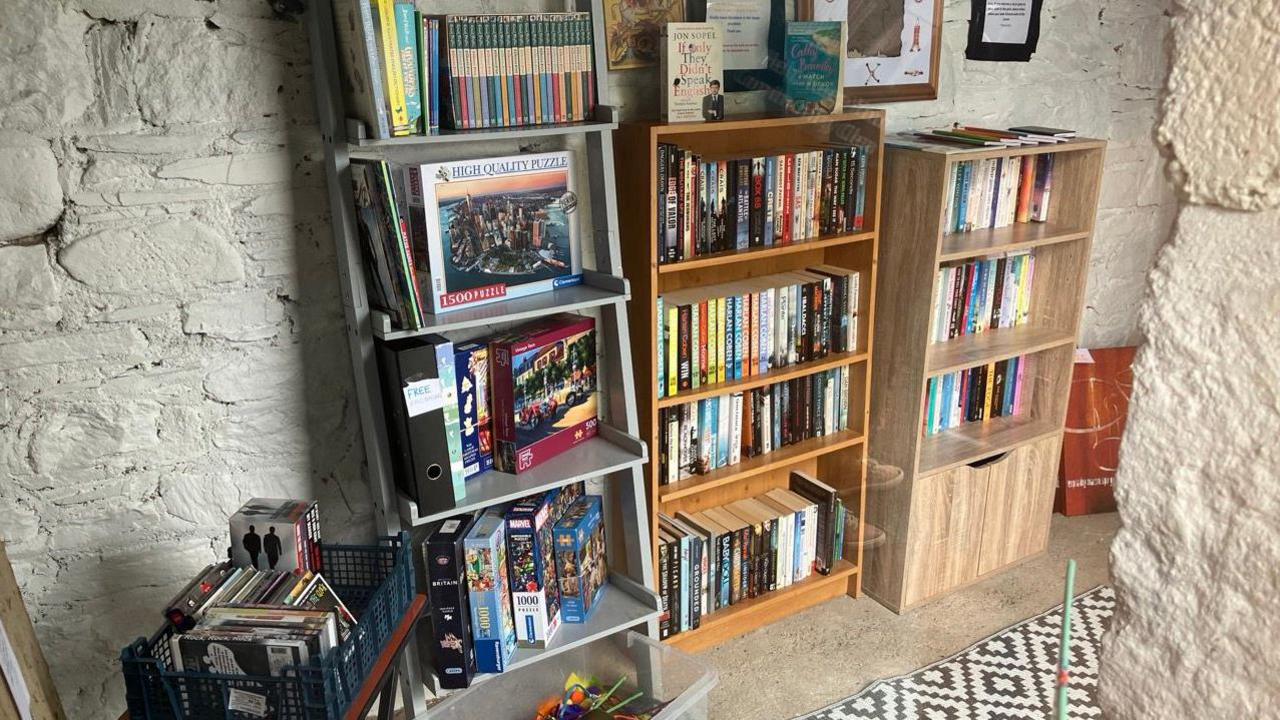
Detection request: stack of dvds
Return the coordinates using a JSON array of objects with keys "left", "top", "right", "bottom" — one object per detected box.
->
[
  {"left": 332, "top": 2, "right": 596, "bottom": 137},
  {"left": 656, "top": 471, "right": 845, "bottom": 639},
  {"left": 656, "top": 266, "right": 860, "bottom": 399},
  {"left": 929, "top": 251, "right": 1036, "bottom": 343},
  {"left": 656, "top": 366, "right": 851, "bottom": 484},
  {"left": 654, "top": 143, "right": 872, "bottom": 265},
  {"left": 944, "top": 153, "right": 1055, "bottom": 234},
  {"left": 924, "top": 355, "right": 1032, "bottom": 436}
]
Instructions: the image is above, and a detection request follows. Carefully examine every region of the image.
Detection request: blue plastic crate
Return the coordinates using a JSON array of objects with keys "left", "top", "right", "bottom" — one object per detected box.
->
[{"left": 121, "top": 533, "right": 416, "bottom": 720}]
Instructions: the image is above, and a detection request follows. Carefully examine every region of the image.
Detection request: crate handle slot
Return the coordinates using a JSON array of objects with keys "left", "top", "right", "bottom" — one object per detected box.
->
[{"left": 967, "top": 451, "right": 1011, "bottom": 469}]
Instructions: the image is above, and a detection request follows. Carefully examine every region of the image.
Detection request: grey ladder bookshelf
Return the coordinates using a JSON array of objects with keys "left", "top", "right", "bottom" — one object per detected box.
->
[{"left": 303, "top": 0, "right": 660, "bottom": 715}]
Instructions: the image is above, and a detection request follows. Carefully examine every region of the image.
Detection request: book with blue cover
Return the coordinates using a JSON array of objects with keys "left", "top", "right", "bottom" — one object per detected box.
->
[{"left": 775, "top": 21, "right": 845, "bottom": 116}]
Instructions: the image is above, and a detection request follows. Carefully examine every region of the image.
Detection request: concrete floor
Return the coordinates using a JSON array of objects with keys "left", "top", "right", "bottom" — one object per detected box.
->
[{"left": 703, "top": 512, "right": 1120, "bottom": 719}]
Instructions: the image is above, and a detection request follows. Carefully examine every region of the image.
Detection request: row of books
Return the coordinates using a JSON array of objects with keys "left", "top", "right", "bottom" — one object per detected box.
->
[
  {"left": 656, "top": 266, "right": 861, "bottom": 399},
  {"left": 351, "top": 151, "right": 583, "bottom": 328},
  {"left": 423, "top": 486, "right": 606, "bottom": 688},
  {"left": 929, "top": 251, "right": 1036, "bottom": 343},
  {"left": 658, "top": 366, "right": 851, "bottom": 483},
  {"left": 656, "top": 471, "right": 847, "bottom": 639},
  {"left": 944, "top": 154, "right": 1055, "bottom": 235},
  {"left": 378, "top": 314, "right": 600, "bottom": 515},
  {"left": 655, "top": 143, "right": 872, "bottom": 265},
  {"left": 924, "top": 356, "right": 1032, "bottom": 436},
  {"left": 334, "top": 2, "right": 596, "bottom": 137}
]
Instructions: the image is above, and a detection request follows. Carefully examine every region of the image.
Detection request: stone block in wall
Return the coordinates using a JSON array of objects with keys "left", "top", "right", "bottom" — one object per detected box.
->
[
  {"left": 59, "top": 219, "right": 243, "bottom": 294},
  {"left": 0, "top": 1, "right": 93, "bottom": 130},
  {"left": 0, "top": 327, "right": 147, "bottom": 372},
  {"left": 182, "top": 288, "right": 285, "bottom": 341},
  {"left": 0, "top": 245, "right": 62, "bottom": 329},
  {"left": 0, "top": 132, "right": 63, "bottom": 242}
]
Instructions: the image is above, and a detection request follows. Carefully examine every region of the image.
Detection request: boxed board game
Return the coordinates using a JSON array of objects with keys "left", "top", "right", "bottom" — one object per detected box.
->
[
  {"left": 490, "top": 314, "right": 600, "bottom": 474},
  {"left": 454, "top": 339, "right": 494, "bottom": 480},
  {"left": 229, "top": 499, "right": 320, "bottom": 574},
  {"left": 424, "top": 513, "right": 479, "bottom": 689},
  {"left": 464, "top": 507, "right": 518, "bottom": 673},
  {"left": 553, "top": 495, "right": 608, "bottom": 623},
  {"left": 405, "top": 151, "right": 583, "bottom": 315},
  {"left": 377, "top": 334, "right": 467, "bottom": 514},
  {"left": 504, "top": 483, "right": 584, "bottom": 648}
]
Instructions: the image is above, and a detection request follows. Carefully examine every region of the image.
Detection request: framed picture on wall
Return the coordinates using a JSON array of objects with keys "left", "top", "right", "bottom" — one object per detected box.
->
[
  {"left": 604, "top": 0, "right": 686, "bottom": 69},
  {"left": 800, "top": 0, "right": 943, "bottom": 103}
]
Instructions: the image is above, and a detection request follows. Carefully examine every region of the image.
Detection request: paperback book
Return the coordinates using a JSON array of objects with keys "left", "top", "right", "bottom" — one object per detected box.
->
[
  {"left": 775, "top": 21, "right": 846, "bottom": 115},
  {"left": 661, "top": 23, "right": 724, "bottom": 123}
]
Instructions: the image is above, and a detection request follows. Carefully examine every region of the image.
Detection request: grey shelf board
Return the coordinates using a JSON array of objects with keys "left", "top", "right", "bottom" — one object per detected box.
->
[
  {"left": 348, "top": 118, "right": 618, "bottom": 155},
  {"left": 375, "top": 281, "right": 628, "bottom": 339},
  {"left": 398, "top": 426, "right": 647, "bottom": 526}
]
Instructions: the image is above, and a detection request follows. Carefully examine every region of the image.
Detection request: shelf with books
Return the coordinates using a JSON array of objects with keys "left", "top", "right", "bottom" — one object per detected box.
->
[
  {"left": 657, "top": 350, "right": 868, "bottom": 409},
  {"left": 925, "top": 325, "right": 1074, "bottom": 377},
  {"left": 656, "top": 230, "right": 875, "bottom": 275},
  {"left": 664, "top": 560, "right": 858, "bottom": 653},
  {"left": 865, "top": 137, "right": 1104, "bottom": 612},
  {"left": 398, "top": 427, "right": 647, "bottom": 526},
  {"left": 658, "top": 428, "right": 865, "bottom": 503}
]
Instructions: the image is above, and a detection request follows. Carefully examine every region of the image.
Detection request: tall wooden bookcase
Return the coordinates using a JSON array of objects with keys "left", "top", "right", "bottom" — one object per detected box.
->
[
  {"left": 864, "top": 138, "right": 1106, "bottom": 613},
  {"left": 615, "top": 111, "right": 885, "bottom": 652},
  {"left": 303, "top": 0, "right": 662, "bottom": 714}
]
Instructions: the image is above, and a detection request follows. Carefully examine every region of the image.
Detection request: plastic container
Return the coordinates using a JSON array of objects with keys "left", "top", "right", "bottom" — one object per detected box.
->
[
  {"left": 426, "top": 631, "right": 718, "bottom": 720},
  {"left": 120, "top": 533, "right": 415, "bottom": 720}
]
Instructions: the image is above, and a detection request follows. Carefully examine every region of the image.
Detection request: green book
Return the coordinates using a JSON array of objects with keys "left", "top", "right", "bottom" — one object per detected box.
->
[{"left": 777, "top": 21, "right": 846, "bottom": 116}]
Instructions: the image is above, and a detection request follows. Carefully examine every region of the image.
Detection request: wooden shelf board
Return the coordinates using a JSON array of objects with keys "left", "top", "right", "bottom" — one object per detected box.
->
[
  {"left": 640, "top": 110, "right": 883, "bottom": 138},
  {"left": 664, "top": 561, "right": 858, "bottom": 652},
  {"left": 657, "top": 232, "right": 875, "bottom": 275},
  {"left": 657, "top": 350, "right": 868, "bottom": 409},
  {"left": 658, "top": 428, "right": 864, "bottom": 503},
  {"left": 937, "top": 222, "right": 1088, "bottom": 263},
  {"left": 399, "top": 429, "right": 646, "bottom": 526},
  {"left": 917, "top": 415, "right": 1060, "bottom": 476},
  {"left": 925, "top": 325, "right": 1075, "bottom": 377}
]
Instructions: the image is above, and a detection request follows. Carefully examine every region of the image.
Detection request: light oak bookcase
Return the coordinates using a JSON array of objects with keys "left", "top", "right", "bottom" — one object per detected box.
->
[
  {"left": 615, "top": 110, "right": 885, "bottom": 651},
  {"left": 864, "top": 138, "right": 1106, "bottom": 612}
]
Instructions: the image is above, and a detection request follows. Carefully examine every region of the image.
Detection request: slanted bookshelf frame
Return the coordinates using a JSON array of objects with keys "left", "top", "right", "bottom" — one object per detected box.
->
[
  {"left": 304, "top": 0, "right": 659, "bottom": 714},
  {"left": 864, "top": 138, "right": 1106, "bottom": 613},
  {"left": 615, "top": 110, "right": 886, "bottom": 652}
]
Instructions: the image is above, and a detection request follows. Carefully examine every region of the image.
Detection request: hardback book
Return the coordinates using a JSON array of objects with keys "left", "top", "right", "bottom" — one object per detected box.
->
[
  {"left": 423, "top": 514, "right": 478, "bottom": 689},
  {"left": 331, "top": 0, "right": 391, "bottom": 139},
  {"left": 775, "top": 21, "right": 846, "bottom": 116},
  {"left": 453, "top": 340, "right": 494, "bottom": 480},
  {"left": 377, "top": 334, "right": 466, "bottom": 514},
  {"left": 229, "top": 499, "right": 318, "bottom": 574},
  {"left": 351, "top": 160, "right": 424, "bottom": 330},
  {"left": 553, "top": 495, "right": 608, "bottom": 623},
  {"left": 464, "top": 508, "right": 518, "bottom": 673},
  {"left": 660, "top": 23, "right": 724, "bottom": 123},
  {"left": 504, "top": 483, "right": 583, "bottom": 648},
  {"left": 788, "top": 471, "right": 838, "bottom": 574},
  {"left": 489, "top": 314, "right": 599, "bottom": 474},
  {"left": 405, "top": 151, "right": 583, "bottom": 314}
]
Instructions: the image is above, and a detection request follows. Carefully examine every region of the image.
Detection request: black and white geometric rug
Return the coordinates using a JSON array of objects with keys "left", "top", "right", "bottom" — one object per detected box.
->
[{"left": 797, "top": 586, "right": 1115, "bottom": 719}]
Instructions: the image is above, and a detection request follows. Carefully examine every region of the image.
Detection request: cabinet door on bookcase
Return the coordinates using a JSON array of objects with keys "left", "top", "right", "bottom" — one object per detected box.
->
[
  {"left": 900, "top": 466, "right": 988, "bottom": 608},
  {"left": 976, "top": 434, "right": 1061, "bottom": 576}
]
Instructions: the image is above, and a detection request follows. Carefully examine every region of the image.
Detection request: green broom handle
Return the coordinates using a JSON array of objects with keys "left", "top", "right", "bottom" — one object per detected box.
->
[{"left": 1056, "top": 559, "right": 1077, "bottom": 720}]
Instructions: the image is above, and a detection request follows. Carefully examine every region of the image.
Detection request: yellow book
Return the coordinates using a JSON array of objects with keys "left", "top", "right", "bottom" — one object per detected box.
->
[
  {"left": 667, "top": 305, "right": 679, "bottom": 398},
  {"left": 716, "top": 297, "right": 727, "bottom": 384},
  {"left": 707, "top": 294, "right": 718, "bottom": 386},
  {"left": 1018, "top": 253, "right": 1035, "bottom": 325},
  {"left": 983, "top": 362, "right": 996, "bottom": 421},
  {"left": 373, "top": 0, "right": 409, "bottom": 134}
]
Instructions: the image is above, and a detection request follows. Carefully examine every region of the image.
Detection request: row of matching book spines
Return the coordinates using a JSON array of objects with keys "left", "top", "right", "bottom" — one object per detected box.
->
[
  {"left": 438, "top": 13, "right": 596, "bottom": 130},
  {"left": 657, "top": 366, "right": 851, "bottom": 483},
  {"left": 923, "top": 355, "right": 1033, "bottom": 436},
  {"left": 656, "top": 471, "right": 846, "bottom": 638},
  {"left": 930, "top": 251, "right": 1036, "bottom": 343},
  {"left": 655, "top": 143, "right": 871, "bottom": 264},
  {"left": 656, "top": 266, "right": 860, "bottom": 399},
  {"left": 944, "top": 152, "right": 1056, "bottom": 235}
]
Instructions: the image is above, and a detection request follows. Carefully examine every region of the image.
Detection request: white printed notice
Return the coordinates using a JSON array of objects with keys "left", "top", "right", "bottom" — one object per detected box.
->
[
  {"left": 403, "top": 378, "right": 445, "bottom": 418},
  {"left": 982, "top": 0, "right": 1033, "bottom": 44},
  {"left": 0, "top": 619, "right": 33, "bottom": 720},
  {"left": 227, "top": 688, "right": 269, "bottom": 717},
  {"left": 707, "top": 0, "right": 769, "bottom": 70}
]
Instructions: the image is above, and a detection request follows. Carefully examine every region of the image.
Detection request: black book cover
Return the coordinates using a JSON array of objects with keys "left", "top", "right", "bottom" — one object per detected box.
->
[
  {"left": 790, "top": 470, "right": 836, "bottom": 574},
  {"left": 694, "top": 160, "right": 706, "bottom": 256},
  {"left": 819, "top": 149, "right": 833, "bottom": 235},
  {"left": 736, "top": 161, "right": 750, "bottom": 249},
  {"left": 735, "top": 526, "right": 748, "bottom": 603},
  {"left": 845, "top": 148, "right": 860, "bottom": 233},
  {"left": 690, "top": 533, "right": 702, "bottom": 629},
  {"left": 798, "top": 282, "right": 811, "bottom": 362},
  {"left": 675, "top": 149, "right": 686, "bottom": 261},
  {"left": 949, "top": 263, "right": 969, "bottom": 339},
  {"left": 801, "top": 374, "right": 813, "bottom": 440},
  {"left": 423, "top": 513, "right": 478, "bottom": 689},
  {"left": 765, "top": 514, "right": 778, "bottom": 593},
  {"left": 657, "top": 144, "right": 668, "bottom": 264},
  {"left": 657, "top": 538, "right": 671, "bottom": 639},
  {"left": 991, "top": 360, "right": 1007, "bottom": 418},
  {"left": 990, "top": 257, "right": 1007, "bottom": 329},
  {"left": 749, "top": 157, "right": 765, "bottom": 247},
  {"left": 725, "top": 159, "right": 738, "bottom": 245}
]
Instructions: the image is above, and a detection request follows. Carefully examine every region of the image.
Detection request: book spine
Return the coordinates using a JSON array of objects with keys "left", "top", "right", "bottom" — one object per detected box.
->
[
  {"left": 374, "top": 0, "right": 410, "bottom": 134},
  {"left": 358, "top": 0, "right": 392, "bottom": 138},
  {"left": 395, "top": 3, "right": 421, "bottom": 132}
]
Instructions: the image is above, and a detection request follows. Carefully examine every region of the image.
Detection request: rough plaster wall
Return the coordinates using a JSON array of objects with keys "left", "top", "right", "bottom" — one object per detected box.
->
[
  {"left": 609, "top": 0, "right": 1177, "bottom": 348},
  {"left": 0, "top": 1, "right": 375, "bottom": 715},
  {"left": 1101, "top": 0, "right": 1280, "bottom": 715}
]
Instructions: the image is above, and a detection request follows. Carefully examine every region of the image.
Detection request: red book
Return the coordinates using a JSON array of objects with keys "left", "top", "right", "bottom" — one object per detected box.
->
[
  {"left": 1015, "top": 155, "right": 1035, "bottom": 223},
  {"left": 489, "top": 314, "right": 599, "bottom": 474},
  {"left": 698, "top": 300, "right": 709, "bottom": 385},
  {"left": 782, "top": 154, "right": 795, "bottom": 244}
]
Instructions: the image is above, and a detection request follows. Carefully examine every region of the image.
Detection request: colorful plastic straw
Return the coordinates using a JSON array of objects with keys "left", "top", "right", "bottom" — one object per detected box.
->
[{"left": 1056, "top": 559, "right": 1077, "bottom": 720}]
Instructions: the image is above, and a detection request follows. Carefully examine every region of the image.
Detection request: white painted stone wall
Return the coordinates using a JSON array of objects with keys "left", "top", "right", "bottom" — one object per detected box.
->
[
  {"left": 1101, "top": 0, "right": 1280, "bottom": 715},
  {"left": 0, "top": 0, "right": 1171, "bottom": 716}
]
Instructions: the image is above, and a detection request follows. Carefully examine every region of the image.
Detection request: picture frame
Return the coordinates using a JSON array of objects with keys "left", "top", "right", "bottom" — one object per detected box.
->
[{"left": 799, "top": 0, "right": 943, "bottom": 104}]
